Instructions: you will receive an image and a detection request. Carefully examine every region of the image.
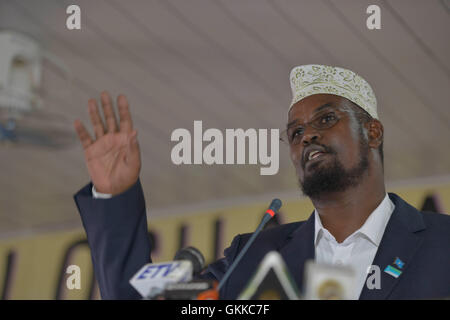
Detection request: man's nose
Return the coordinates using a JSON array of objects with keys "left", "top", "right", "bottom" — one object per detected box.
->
[{"left": 301, "top": 127, "right": 321, "bottom": 146}]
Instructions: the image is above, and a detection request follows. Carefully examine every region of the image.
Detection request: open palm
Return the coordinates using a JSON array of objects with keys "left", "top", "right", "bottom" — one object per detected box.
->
[{"left": 74, "top": 92, "right": 141, "bottom": 195}]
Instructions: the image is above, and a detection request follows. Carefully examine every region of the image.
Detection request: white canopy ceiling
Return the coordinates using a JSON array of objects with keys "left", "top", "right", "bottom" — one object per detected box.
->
[{"left": 0, "top": 0, "right": 449, "bottom": 237}]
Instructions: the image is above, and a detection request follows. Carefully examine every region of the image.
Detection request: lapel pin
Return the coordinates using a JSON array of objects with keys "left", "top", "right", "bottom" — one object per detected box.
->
[
  {"left": 393, "top": 257, "right": 405, "bottom": 269},
  {"left": 384, "top": 265, "right": 402, "bottom": 278}
]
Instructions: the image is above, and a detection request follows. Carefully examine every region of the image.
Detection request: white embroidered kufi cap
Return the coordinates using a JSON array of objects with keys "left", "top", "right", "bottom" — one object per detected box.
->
[{"left": 289, "top": 64, "right": 378, "bottom": 119}]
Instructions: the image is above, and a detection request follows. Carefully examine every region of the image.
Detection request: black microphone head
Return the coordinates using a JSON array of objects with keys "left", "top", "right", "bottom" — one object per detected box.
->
[
  {"left": 174, "top": 246, "right": 205, "bottom": 275},
  {"left": 269, "top": 198, "right": 282, "bottom": 212}
]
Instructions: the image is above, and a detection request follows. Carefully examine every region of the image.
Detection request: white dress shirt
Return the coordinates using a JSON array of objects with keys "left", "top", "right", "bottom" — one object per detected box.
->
[
  {"left": 92, "top": 186, "right": 113, "bottom": 199},
  {"left": 314, "top": 193, "right": 395, "bottom": 299}
]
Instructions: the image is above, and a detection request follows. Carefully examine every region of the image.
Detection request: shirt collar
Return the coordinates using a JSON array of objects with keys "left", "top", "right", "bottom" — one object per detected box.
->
[
  {"left": 314, "top": 193, "right": 395, "bottom": 247},
  {"left": 314, "top": 210, "right": 325, "bottom": 246}
]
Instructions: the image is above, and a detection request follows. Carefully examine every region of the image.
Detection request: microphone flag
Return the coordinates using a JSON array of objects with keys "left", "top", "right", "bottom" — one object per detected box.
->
[
  {"left": 129, "top": 260, "right": 193, "bottom": 299},
  {"left": 237, "top": 251, "right": 300, "bottom": 300},
  {"left": 303, "top": 260, "right": 357, "bottom": 300}
]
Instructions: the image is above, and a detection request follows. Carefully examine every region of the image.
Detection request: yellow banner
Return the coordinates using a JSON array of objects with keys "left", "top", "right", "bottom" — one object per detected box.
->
[{"left": 1, "top": 182, "right": 449, "bottom": 299}]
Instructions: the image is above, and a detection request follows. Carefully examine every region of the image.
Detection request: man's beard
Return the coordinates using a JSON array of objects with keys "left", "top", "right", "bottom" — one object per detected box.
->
[{"left": 299, "top": 139, "right": 369, "bottom": 199}]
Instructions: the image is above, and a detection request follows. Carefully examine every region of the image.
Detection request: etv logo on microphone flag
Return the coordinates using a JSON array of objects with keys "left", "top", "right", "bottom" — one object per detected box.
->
[{"left": 129, "top": 261, "right": 193, "bottom": 298}]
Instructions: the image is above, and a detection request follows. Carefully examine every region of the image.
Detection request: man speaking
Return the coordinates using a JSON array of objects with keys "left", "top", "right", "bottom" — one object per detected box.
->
[{"left": 73, "top": 64, "right": 450, "bottom": 299}]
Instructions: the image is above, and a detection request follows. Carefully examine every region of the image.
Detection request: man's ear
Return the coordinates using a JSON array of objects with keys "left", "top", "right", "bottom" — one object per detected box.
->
[{"left": 366, "top": 119, "right": 383, "bottom": 149}]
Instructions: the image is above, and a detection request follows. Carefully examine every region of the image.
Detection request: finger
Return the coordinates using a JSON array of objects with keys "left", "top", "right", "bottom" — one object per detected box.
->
[
  {"left": 88, "top": 99, "right": 106, "bottom": 139},
  {"left": 126, "top": 130, "right": 140, "bottom": 165},
  {"left": 74, "top": 119, "right": 93, "bottom": 149},
  {"left": 117, "top": 94, "right": 133, "bottom": 133},
  {"left": 101, "top": 91, "right": 118, "bottom": 133}
]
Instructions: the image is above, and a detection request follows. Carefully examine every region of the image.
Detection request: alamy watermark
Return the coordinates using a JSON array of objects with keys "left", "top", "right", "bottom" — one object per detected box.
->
[
  {"left": 171, "top": 121, "right": 280, "bottom": 175},
  {"left": 66, "top": 265, "right": 81, "bottom": 290},
  {"left": 366, "top": 5, "right": 381, "bottom": 30},
  {"left": 66, "top": 5, "right": 81, "bottom": 30},
  {"left": 366, "top": 265, "right": 381, "bottom": 290}
]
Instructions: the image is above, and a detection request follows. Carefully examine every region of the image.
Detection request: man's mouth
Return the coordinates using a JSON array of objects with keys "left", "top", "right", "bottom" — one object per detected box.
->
[
  {"left": 307, "top": 150, "right": 326, "bottom": 162},
  {"left": 305, "top": 151, "right": 328, "bottom": 167},
  {"left": 303, "top": 145, "right": 330, "bottom": 168}
]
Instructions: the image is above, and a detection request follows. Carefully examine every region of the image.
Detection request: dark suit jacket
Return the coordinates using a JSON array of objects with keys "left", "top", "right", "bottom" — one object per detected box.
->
[{"left": 74, "top": 180, "right": 450, "bottom": 300}]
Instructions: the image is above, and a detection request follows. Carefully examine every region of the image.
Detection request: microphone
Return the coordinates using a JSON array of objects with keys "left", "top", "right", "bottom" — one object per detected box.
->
[
  {"left": 162, "top": 279, "right": 219, "bottom": 300},
  {"left": 174, "top": 246, "right": 205, "bottom": 276},
  {"left": 303, "top": 260, "right": 357, "bottom": 300},
  {"left": 238, "top": 251, "right": 300, "bottom": 300},
  {"left": 129, "top": 260, "right": 192, "bottom": 299},
  {"left": 218, "top": 198, "right": 282, "bottom": 291},
  {"left": 129, "top": 246, "right": 206, "bottom": 299},
  {"left": 157, "top": 247, "right": 219, "bottom": 300}
]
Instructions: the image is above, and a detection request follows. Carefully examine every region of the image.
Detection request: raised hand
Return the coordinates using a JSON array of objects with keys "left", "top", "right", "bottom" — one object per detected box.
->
[{"left": 74, "top": 92, "right": 141, "bottom": 195}]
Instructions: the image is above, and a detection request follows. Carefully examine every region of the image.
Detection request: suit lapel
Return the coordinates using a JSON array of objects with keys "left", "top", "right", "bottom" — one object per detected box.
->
[
  {"left": 359, "top": 193, "right": 426, "bottom": 299},
  {"left": 278, "top": 212, "right": 315, "bottom": 294},
  {"left": 271, "top": 193, "right": 425, "bottom": 299}
]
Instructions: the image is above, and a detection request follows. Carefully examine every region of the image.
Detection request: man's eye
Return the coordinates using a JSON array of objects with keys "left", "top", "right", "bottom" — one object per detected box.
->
[
  {"left": 320, "top": 113, "right": 336, "bottom": 124},
  {"left": 291, "top": 127, "right": 304, "bottom": 139}
]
